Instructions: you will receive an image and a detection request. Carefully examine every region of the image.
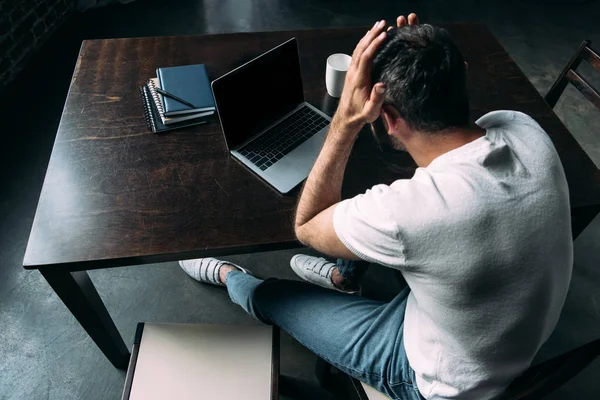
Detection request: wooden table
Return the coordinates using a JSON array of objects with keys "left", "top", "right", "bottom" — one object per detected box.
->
[{"left": 23, "top": 24, "right": 600, "bottom": 369}]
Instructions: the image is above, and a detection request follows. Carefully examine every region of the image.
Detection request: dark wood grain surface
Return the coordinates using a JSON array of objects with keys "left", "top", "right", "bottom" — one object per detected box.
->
[{"left": 23, "top": 24, "right": 600, "bottom": 270}]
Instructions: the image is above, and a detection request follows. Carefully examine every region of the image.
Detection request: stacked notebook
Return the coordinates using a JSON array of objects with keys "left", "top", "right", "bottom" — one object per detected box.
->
[{"left": 140, "top": 64, "right": 216, "bottom": 133}]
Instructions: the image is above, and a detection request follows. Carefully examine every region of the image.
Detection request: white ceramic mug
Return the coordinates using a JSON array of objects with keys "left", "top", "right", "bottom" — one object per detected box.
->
[{"left": 325, "top": 53, "right": 352, "bottom": 98}]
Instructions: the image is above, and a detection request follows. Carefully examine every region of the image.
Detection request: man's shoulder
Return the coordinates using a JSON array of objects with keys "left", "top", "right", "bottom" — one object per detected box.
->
[
  {"left": 477, "top": 110, "right": 557, "bottom": 158},
  {"left": 476, "top": 110, "right": 542, "bottom": 131}
]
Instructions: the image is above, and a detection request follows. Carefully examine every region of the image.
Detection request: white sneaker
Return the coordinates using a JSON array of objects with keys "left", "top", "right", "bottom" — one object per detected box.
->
[
  {"left": 290, "top": 254, "right": 361, "bottom": 295},
  {"left": 179, "top": 257, "right": 252, "bottom": 286}
]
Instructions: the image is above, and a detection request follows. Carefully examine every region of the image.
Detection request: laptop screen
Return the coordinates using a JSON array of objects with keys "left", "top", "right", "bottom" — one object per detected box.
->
[{"left": 212, "top": 38, "right": 304, "bottom": 149}]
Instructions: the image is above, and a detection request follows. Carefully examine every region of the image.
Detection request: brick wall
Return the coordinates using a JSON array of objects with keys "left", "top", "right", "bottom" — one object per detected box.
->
[{"left": 0, "top": 0, "right": 74, "bottom": 90}]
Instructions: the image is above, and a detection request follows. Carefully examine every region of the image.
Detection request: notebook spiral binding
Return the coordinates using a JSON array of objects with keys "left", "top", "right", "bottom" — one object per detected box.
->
[
  {"left": 147, "top": 78, "right": 166, "bottom": 119},
  {"left": 139, "top": 85, "right": 157, "bottom": 133}
]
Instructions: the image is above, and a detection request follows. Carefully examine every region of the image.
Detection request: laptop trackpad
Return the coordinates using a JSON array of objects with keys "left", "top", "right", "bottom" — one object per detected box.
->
[{"left": 261, "top": 133, "right": 326, "bottom": 193}]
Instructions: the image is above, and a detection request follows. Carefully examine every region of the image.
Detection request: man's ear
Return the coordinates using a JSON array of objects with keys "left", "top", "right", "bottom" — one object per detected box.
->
[
  {"left": 464, "top": 61, "right": 469, "bottom": 70},
  {"left": 381, "top": 105, "right": 399, "bottom": 135}
]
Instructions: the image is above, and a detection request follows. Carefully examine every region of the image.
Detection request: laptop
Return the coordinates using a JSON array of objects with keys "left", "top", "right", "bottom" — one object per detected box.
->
[{"left": 211, "top": 38, "right": 331, "bottom": 194}]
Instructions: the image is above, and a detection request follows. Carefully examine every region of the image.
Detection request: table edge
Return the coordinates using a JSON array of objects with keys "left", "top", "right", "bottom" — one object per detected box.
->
[
  {"left": 23, "top": 239, "right": 303, "bottom": 272},
  {"left": 79, "top": 23, "right": 488, "bottom": 46}
]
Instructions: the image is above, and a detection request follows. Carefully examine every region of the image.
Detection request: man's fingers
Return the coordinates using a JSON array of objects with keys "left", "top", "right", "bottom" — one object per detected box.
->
[
  {"left": 352, "top": 20, "right": 380, "bottom": 60},
  {"left": 357, "top": 31, "right": 387, "bottom": 73},
  {"left": 397, "top": 13, "right": 419, "bottom": 28},
  {"left": 352, "top": 20, "right": 386, "bottom": 65},
  {"left": 351, "top": 25, "right": 373, "bottom": 63},
  {"left": 363, "top": 83, "right": 387, "bottom": 123}
]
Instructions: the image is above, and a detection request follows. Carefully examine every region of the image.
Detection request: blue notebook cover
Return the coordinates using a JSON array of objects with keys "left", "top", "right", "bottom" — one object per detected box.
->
[{"left": 156, "top": 64, "right": 216, "bottom": 116}]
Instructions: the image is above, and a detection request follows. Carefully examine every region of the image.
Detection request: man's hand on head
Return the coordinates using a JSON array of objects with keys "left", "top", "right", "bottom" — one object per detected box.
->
[
  {"left": 332, "top": 20, "right": 389, "bottom": 137},
  {"left": 293, "top": 13, "right": 421, "bottom": 259},
  {"left": 332, "top": 13, "right": 420, "bottom": 141}
]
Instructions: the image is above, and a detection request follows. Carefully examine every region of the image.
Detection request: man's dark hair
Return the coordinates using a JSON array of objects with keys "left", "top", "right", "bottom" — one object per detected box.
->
[{"left": 372, "top": 24, "right": 469, "bottom": 132}]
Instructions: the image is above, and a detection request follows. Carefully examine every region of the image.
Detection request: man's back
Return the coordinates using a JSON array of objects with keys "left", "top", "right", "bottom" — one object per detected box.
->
[{"left": 333, "top": 110, "right": 573, "bottom": 399}]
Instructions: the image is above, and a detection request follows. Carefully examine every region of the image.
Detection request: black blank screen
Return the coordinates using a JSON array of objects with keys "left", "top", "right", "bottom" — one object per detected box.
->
[{"left": 213, "top": 39, "right": 304, "bottom": 149}]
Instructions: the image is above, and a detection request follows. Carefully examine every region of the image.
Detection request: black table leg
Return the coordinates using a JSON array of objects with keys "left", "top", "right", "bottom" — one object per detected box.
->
[{"left": 41, "top": 268, "right": 130, "bottom": 369}]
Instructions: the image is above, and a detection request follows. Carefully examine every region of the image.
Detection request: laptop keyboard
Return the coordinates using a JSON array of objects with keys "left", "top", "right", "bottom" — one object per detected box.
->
[{"left": 239, "top": 106, "right": 330, "bottom": 171}]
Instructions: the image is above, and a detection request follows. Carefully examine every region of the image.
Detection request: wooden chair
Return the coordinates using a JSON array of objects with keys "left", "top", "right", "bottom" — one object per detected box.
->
[
  {"left": 325, "top": 337, "right": 600, "bottom": 399},
  {"left": 347, "top": 378, "right": 393, "bottom": 400},
  {"left": 544, "top": 40, "right": 600, "bottom": 239},
  {"left": 544, "top": 40, "right": 600, "bottom": 110},
  {"left": 496, "top": 337, "right": 600, "bottom": 400},
  {"left": 122, "top": 323, "right": 279, "bottom": 400}
]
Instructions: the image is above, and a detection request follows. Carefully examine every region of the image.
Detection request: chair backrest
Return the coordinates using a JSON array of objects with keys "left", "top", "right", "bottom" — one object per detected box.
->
[
  {"left": 497, "top": 338, "right": 600, "bottom": 400},
  {"left": 544, "top": 40, "right": 600, "bottom": 110}
]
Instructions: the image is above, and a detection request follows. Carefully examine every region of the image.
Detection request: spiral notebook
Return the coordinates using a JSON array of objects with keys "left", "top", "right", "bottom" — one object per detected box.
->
[
  {"left": 147, "top": 78, "right": 214, "bottom": 125},
  {"left": 139, "top": 85, "right": 207, "bottom": 133}
]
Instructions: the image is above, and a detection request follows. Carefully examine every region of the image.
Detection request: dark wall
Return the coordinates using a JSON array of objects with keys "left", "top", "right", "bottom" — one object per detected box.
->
[{"left": 0, "top": 0, "right": 74, "bottom": 91}]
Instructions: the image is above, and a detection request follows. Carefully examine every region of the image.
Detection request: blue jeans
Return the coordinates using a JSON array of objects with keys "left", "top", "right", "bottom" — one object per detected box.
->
[{"left": 225, "top": 260, "right": 424, "bottom": 400}]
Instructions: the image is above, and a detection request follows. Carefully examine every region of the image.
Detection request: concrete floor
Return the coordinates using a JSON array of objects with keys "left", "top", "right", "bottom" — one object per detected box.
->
[{"left": 1, "top": 0, "right": 600, "bottom": 399}]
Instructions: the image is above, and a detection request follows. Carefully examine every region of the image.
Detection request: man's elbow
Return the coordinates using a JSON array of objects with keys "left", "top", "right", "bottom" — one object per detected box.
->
[{"left": 294, "top": 223, "right": 310, "bottom": 246}]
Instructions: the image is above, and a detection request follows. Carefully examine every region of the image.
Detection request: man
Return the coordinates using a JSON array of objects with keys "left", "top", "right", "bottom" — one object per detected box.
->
[{"left": 179, "top": 14, "right": 573, "bottom": 400}]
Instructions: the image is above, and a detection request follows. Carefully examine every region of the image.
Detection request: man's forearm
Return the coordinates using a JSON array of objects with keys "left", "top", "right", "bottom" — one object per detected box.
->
[
  {"left": 295, "top": 117, "right": 361, "bottom": 228},
  {"left": 291, "top": 19, "right": 387, "bottom": 248}
]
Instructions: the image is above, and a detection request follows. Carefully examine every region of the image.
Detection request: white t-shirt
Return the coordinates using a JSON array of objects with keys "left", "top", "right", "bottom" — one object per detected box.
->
[{"left": 333, "top": 111, "right": 573, "bottom": 400}]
